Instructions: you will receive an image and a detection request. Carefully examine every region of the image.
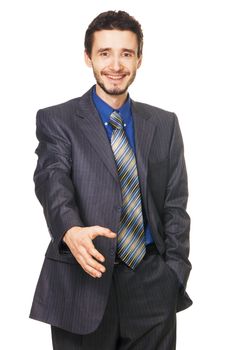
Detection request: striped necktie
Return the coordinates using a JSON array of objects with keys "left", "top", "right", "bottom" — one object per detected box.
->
[{"left": 109, "top": 111, "right": 146, "bottom": 269}]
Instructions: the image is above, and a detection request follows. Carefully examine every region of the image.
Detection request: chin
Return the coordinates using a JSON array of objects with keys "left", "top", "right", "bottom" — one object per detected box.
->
[
  {"left": 106, "top": 88, "right": 128, "bottom": 96},
  {"left": 98, "top": 81, "right": 129, "bottom": 96}
]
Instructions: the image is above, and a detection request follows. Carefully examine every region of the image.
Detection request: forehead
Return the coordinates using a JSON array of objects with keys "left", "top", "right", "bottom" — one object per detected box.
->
[{"left": 92, "top": 30, "right": 138, "bottom": 51}]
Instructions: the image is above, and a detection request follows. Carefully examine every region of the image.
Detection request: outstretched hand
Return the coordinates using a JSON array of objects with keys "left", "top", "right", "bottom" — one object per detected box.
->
[{"left": 63, "top": 226, "right": 117, "bottom": 278}]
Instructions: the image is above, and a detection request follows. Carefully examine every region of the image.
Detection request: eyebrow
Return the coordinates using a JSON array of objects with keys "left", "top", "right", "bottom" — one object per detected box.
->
[{"left": 97, "top": 48, "right": 136, "bottom": 54}]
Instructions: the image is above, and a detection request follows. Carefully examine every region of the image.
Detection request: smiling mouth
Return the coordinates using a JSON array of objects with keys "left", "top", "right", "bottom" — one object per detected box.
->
[{"left": 104, "top": 73, "right": 127, "bottom": 81}]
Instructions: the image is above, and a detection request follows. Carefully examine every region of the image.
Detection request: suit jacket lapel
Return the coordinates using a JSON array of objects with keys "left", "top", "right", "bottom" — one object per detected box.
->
[
  {"left": 132, "top": 101, "right": 157, "bottom": 209},
  {"left": 75, "top": 89, "right": 119, "bottom": 183},
  {"left": 74, "top": 89, "right": 157, "bottom": 195}
]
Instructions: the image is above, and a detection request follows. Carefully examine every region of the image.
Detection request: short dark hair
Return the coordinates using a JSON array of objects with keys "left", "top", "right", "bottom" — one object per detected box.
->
[{"left": 84, "top": 10, "right": 143, "bottom": 58}]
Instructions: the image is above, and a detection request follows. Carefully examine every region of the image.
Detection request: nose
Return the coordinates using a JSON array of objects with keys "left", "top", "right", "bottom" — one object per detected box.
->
[{"left": 110, "top": 56, "right": 123, "bottom": 71}]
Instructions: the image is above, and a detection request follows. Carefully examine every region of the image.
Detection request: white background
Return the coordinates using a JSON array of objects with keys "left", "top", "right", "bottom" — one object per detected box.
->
[{"left": 1, "top": 0, "right": 228, "bottom": 348}]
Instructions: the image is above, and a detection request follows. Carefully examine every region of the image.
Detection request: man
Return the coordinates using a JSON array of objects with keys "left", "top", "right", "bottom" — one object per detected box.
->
[{"left": 30, "top": 10, "right": 192, "bottom": 350}]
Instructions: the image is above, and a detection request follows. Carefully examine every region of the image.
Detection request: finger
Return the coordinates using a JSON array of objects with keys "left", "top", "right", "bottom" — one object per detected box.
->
[
  {"left": 81, "top": 239, "right": 105, "bottom": 262},
  {"left": 77, "top": 254, "right": 101, "bottom": 278},
  {"left": 78, "top": 245, "right": 106, "bottom": 273},
  {"left": 89, "top": 246, "right": 105, "bottom": 263},
  {"left": 84, "top": 263, "right": 103, "bottom": 278},
  {"left": 84, "top": 250, "right": 106, "bottom": 273},
  {"left": 90, "top": 226, "right": 117, "bottom": 239},
  {"left": 80, "top": 238, "right": 105, "bottom": 263}
]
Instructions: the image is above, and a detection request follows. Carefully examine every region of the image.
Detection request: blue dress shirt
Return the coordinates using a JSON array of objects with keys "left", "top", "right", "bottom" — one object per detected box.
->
[{"left": 92, "top": 86, "right": 153, "bottom": 245}]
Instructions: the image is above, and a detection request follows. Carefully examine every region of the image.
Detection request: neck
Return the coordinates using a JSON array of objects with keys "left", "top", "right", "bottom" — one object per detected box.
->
[{"left": 95, "top": 84, "right": 128, "bottom": 109}]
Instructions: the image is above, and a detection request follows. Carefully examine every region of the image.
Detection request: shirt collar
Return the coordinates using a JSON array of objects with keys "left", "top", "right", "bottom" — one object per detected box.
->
[{"left": 92, "top": 85, "right": 132, "bottom": 125}]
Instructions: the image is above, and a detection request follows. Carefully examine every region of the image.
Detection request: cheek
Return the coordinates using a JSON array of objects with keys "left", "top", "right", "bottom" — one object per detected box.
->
[
  {"left": 92, "top": 62, "right": 103, "bottom": 74},
  {"left": 127, "top": 65, "right": 138, "bottom": 75},
  {"left": 95, "top": 61, "right": 110, "bottom": 72},
  {"left": 124, "top": 60, "right": 138, "bottom": 70}
]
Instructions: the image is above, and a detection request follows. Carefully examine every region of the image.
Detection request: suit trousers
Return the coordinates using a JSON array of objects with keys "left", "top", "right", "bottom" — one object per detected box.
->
[{"left": 51, "top": 245, "right": 179, "bottom": 350}]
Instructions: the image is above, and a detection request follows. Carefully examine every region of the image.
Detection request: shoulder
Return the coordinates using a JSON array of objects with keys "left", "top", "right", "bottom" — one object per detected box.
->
[
  {"left": 36, "top": 88, "right": 92, "bottom": 124},
  {"left": 35, "top": 94, "right": 86, "bottom": 134},
  {"left": 132, "top": 100, "right": 175, "bottom": 119},
  {"left": 132, "top": 100, "right": 178, "bottom": 129},
  {"left": 37, "top": 97, "right": 80, "bottom": 119}
]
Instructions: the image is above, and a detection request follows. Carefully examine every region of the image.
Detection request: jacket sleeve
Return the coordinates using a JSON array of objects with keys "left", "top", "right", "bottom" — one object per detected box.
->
[
  {"left": 163, "top": 113, "right": 191, "bottom": 289},
  {"left": 33, "top": 109, "right": 84, "bottom": 251}
]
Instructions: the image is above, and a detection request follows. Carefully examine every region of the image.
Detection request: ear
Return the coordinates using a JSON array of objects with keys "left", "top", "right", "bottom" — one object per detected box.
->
[
  {"left": 137, "top": 55, "right": 143, "bottom": 69},
  {"left": 84, "top": 51, "right": 92, "bottom": 67}
]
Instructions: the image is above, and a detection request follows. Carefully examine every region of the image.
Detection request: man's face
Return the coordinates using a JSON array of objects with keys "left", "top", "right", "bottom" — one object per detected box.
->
[{"left": 85, "top": 30, "right": 142, "bottom": 97}]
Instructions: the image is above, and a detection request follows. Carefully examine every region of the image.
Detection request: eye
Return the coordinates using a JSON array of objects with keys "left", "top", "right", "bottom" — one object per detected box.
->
[
  {"left": 100, "top": 51, "right": 109, "bottom": 57},
  {"left": 122, "top": 52, "right": 133, "bottom": 57}
]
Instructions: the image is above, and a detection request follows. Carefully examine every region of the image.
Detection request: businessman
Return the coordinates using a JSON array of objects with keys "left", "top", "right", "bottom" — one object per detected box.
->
[{"left": 30, "top": 10, "right": 192, "bottom": 350}]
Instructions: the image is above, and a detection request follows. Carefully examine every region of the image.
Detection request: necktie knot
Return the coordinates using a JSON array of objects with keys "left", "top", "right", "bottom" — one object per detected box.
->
[{"left": 109, "top": 111, "right": 124, "bottom": 130}]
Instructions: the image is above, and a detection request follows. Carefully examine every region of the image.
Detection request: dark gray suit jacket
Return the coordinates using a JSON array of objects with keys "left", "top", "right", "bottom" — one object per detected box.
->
[{"left": 30, "top": 87, "right": 192, "bottom": 334}]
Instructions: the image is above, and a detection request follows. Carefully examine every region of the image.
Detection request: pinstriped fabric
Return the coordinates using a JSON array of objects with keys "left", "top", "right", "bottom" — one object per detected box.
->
[
  {"left": 30, "top": 89, "right": 192, "bottom": 336},
  {"left": 109, "top": 111, "right": 146, "bottom": 269}
]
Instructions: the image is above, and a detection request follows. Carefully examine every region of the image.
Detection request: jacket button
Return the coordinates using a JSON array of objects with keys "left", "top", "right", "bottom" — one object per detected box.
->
[{"left": 110, "top": 248, "right": 115, "bottom": 256}]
